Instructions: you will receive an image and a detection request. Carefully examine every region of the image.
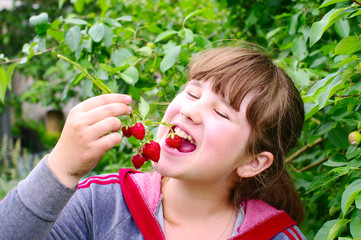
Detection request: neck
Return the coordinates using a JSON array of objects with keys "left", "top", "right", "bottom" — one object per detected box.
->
[
  {"left": 162, "top": 177, "right": 235, "bottom": 222},
  {"left": 161, "top": 178, "right": 239, "bottom": 240}
]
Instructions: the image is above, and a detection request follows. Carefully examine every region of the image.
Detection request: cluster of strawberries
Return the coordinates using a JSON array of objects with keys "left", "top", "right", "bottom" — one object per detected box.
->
[{"left": 122, "top": 122, "right": 183, "bottom": 169}]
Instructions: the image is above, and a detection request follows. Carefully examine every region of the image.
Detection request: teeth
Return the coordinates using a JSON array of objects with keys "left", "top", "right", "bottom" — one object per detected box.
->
[{"left": 174, "top": 127, "right": 195, "bottom": 144}]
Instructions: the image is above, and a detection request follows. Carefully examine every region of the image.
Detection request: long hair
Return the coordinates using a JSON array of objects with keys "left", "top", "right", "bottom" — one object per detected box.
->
[{"left": 187, "top": 45, "right": 305, "bottom": 224}]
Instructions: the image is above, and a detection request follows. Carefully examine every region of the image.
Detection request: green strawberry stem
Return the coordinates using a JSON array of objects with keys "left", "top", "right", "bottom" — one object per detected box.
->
[
  {"left": 57, "top": 54, "right": 173, "bottom": 133},
  {"left": 149, "top": 121, "right": 175, "bottom": 134},
  {"left": 57, "top": 54, "right": 113, "bottom": 94}
]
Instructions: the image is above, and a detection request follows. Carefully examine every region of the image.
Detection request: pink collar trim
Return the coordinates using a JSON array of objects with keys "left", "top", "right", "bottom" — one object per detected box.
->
[{"left": 130, "top": 171, "right": 285, "bottom": 237}]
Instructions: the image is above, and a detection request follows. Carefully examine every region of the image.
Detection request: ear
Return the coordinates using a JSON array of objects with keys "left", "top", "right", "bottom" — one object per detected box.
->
[{"left": 236, "top": 152, "right": 274, "bottom": 178}]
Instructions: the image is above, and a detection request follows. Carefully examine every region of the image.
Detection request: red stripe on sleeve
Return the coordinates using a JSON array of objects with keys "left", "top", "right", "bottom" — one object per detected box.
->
[
  {"left": 282, "top": 228, "right": 297, "bottom": 240},
  {"left": 78, "top": 174, "right": 120, "bottom": 189},
  {"left": 290, "top": 226, "right": 303, "bottom": 239}
]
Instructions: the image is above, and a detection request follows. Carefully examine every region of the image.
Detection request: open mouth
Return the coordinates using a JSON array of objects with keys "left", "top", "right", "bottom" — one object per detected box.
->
[{"left": 170, "top": 126, "right": 197, "bottom": 153}]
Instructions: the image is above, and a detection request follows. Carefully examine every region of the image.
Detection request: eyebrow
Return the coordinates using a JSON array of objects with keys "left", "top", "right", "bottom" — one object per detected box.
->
[
  {"left": 187, "top": 80, "right": 231, "bottom": 108},
  {"left": 187, "top": 80, "right": 201, "bottom": 87}
]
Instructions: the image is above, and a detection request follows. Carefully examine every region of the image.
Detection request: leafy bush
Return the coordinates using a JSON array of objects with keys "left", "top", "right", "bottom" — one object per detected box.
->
[{"left": 2, "top": 0, "right": 361, "bottom": 238}]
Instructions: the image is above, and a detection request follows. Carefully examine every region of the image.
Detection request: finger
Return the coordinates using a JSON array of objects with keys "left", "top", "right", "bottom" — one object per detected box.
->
[
  {"left": 85, "top": 102, "right": 132, "bottom": 125},
  {"left": 95, "top": 132, "right": 123, "bottom": 154},
  {"left": 88, "top": 116, "right": 122, "bottom": 139},
  {"left": 76, "top": 94, "right": 132, "bottom": 112}
]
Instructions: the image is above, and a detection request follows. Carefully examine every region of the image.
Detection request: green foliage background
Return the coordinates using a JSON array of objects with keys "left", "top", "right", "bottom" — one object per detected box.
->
[{"left": 1, "top": 0, "right": 361, "bottom": 239}]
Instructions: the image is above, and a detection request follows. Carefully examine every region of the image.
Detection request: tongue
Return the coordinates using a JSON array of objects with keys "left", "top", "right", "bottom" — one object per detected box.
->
[{"left": 178, "top": 138, "right": 196, "bottom": 152}]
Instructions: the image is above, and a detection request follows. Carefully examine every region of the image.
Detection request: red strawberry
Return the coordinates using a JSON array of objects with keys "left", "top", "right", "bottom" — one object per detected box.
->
[
  {"left": 121, "top": 126, "right": 132, "bottom": 138},
  {"left": 131, "top": 154, "right": 148, "bottom": 169},
  {"left": 130, "top": 122, "right": 145, "bottom": 140},
  {"left": 142, "top": 140, "right": 161, "bottom": 162},
  {"left": 166, "top": 134, "right": 182, "bottom": 149}
]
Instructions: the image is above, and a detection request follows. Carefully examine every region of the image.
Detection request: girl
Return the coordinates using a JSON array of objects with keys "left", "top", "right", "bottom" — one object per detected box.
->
[{"left": 0, "top": 46, "right": 306, "bottom": 239}]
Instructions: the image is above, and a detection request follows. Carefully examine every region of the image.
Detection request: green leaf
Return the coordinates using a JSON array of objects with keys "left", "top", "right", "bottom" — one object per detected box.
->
[
  {"left": 314, "top": 121, "right": 337, "bottom": 136},
  {"left": 125, "top": 66, "right": 139, "bottom": 84},
  {"left": 320, "top": 0, "right": 348, "bottom": 8},
  {"left": 74, "top": 0, "right": 84, "bottom": 13},
  {"left": 342, "top": 179, "right": 361, "bottom": 216},
  {"left": 137, "top": 46, "right": 152, "bottom": 56},
  {"left": 102, "top": 17, "right": 122, "bottom": 27},
  {"left": 89, "top": 23, "right": 105, "bottom": 42},
  {"left": 194, "top": 34, "right": 211, "bottom": 49},
  {"left": 64, "top": 18, "right": 89, "bottom": 25},
  {"left": 65, "top": 26, "right": 81, "bottom": 52},
  {"left": 120, "top": 66, "right": 139, "bottom": 85},
  {"left": 291, "top": 69, "right": 310, "bottom": 87},
  {"left": 318, "top": 74, "right": 343, "bottom": 108},
  {"left": 103, "top": 25, "right": 113, "bottom": 48},
  {"left": 117, "top": 16, "right": 132, "bottom": 21},
  {"left": 350, "top": 209, "right": 361, "bottom": 238},
  {"left": 266, "top": 27, "right": 285, "bottom": 39},
  {"left": 139, "top": 96, "right": 150, "bottom": 118},
  {"left": 304, "top": 102, "right": 319, "bottom": 120},
  {"left": 6, "top": 63, "right": 16, "bottom": 90},
  {"left": 334, "top": 18, "right": 350, "bottom": 38},
  {"left": 96, "top": 68, "right": 108, "bottom": 80},
  {"left": 331, "top": 55, "right": 358, "bottom": 68},
  {"left": 350, "top": 8, "right": 361, "bottom": 18},
  {"left": 155, "top": 30, "right": 178, "bottom": 42},
  {"left": 314, "top": 219, "right": 350, "bottom": 240},
  {"left": 291, "top": 36, "right": 308, "bottom": 61},
  {"left": 183, "top": 9, "right": 208, "bottom": 27},
  {"left": 328, "top": 126, "right": 350, "bottom": 149},
  {"left": 160, "top": 46, "right": 181, "bottom": 73},
  {"left": 0, "top": 67, "right": 7, "bottom": 103},
  {"left": 178, "top": 28, "right": 194, "bottom": 43},
  {"left": 356, "top": 193, "right": 361, "bottom": 209},
  {"left": 59, "top": 0, "right": 66, "bottom": 9},
  {"left": 314, "top": 219, "right": 340, "bottom": 240},
  {"left": 324, "top": 153, "right": 348, "bottom": 167},
  {"left": 335, "top": 36, "right": 361, "bottom": 55},
  {"left": 47, "top": 28, "right": 64, "bottom": 42},
  {"left": 328, "top": 219, "right": 350, "bottom": 240},
  {"left": 61, "top": 72, "right": 84, "bottom": 101},
  {"left": 29, "top": 12, "right": 48, "bottom": 26},
  {"left": 309, "top": 8, "right": 352, "bottom": 46},
  {"left": 82, "top": 78, "right": 93, "bottom": 98},
  {"left": 306, "top": 167, "right": 348, "bottom": 193},
  {"left": 111, "top": 48, "right": 133, "bottom": 66}
]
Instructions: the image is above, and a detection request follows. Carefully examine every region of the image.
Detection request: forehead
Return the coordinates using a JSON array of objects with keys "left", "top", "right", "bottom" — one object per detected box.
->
[{"left": 189, "top": 77, "right": 253, "bottom": 112}]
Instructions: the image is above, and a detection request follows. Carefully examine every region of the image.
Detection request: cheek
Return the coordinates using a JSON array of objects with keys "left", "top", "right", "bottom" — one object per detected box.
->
[{"left": 210, "top": 123, "right": 250, "bottom": 149}]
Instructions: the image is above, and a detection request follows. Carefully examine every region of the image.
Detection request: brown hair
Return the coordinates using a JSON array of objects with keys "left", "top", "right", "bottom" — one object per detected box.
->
[{"left": 187, "top": 45, "right": 305, "bottom": 224}]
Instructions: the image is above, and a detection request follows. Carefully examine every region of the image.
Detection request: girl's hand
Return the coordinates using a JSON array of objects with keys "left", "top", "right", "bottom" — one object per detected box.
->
[{"left": 47, "top": 94, "right": 132, "bottom": 188}]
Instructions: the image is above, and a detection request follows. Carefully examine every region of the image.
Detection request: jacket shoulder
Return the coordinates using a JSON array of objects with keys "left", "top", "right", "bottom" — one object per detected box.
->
[{"left": 271, "top": 225, "right": 306, "bottom": 240}]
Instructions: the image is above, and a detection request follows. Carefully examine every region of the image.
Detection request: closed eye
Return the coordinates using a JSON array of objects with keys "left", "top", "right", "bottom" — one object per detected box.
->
[
  {"left": 187, "top": 91, "right": 199, "bottom": 99},
  {"left": 215, "top": 109, "right": 229, "bottom": 119}
]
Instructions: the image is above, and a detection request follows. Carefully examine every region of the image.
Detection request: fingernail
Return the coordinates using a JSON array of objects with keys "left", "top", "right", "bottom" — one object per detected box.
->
[
  {"left": 125, "top": 96, "right": 132, "bottom": 104},
  {"left": 128, "top": 106, "right": 132, "bottom": 114}
]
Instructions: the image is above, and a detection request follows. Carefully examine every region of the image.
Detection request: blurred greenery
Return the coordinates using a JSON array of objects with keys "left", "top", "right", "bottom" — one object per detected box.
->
[{"left": 1, "top": 0, "right": 361, "bottom": 238}]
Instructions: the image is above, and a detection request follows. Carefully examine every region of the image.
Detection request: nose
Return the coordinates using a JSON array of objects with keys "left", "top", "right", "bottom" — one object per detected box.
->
[{"left": 180, "top": 101, "right": 202, "bottom": 124}]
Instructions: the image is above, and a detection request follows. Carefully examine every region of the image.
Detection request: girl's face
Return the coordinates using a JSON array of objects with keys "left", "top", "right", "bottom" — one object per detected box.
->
[{"left": 153, "top": 80, "right": 254, "bottom": 186}]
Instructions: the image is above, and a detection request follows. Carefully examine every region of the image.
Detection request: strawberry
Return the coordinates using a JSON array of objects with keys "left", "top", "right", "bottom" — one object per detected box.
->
[
  {"left": 121, "top": 126, "right": 132, "bottom": 138},
  {"left": 166, "top": 134, "right": 182, "bottom": 149},
  {"left": 131, "top": 154, "right": 148, "bottom": 169},
  {"left": 130, "top": 122, "right": 145, "bottom": 140},
  {"left": 142, "top": 140, "right": 161, "bottom": 162}
]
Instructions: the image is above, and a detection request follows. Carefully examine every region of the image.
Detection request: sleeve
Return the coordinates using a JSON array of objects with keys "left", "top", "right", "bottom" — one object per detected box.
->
[
  {"left": 0, "top": 155, "right": 77, "bottom": 240},
  {"left": 271, "top": 225, "right": 306, "bottom": 240}
]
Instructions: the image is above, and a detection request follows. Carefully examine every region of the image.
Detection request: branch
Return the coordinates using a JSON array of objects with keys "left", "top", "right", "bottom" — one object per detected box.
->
[
  {"left": 291, "top": 157, "right": 329, "bottom": 173},
  {"left": 0, "top": 47, "right": 55, "bottom": 65},
  {"left": 352, "top": 0, "right": 361, "bottom": 6},
  {"left": 285, "top": 137, "right": 323, "bottom": 164},
  {"left": 333, "top": 94, "right": 359, "bottom": 98}
]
